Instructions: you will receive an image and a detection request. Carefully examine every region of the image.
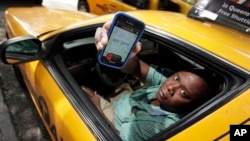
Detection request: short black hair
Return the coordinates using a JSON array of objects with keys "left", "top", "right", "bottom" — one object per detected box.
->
[{"left": 183, "top": 68, "right": 222, "bottom": 97}]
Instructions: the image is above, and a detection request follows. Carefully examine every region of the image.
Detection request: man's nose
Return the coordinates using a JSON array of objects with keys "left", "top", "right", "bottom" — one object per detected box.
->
[{"left": 168, "top": 83, "right": 180, "bottom": 96}]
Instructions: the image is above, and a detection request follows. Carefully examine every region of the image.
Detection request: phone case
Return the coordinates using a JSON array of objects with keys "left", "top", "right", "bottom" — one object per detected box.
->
[{"left": 98, "top": 12, "right": 145, "bottom": 69}]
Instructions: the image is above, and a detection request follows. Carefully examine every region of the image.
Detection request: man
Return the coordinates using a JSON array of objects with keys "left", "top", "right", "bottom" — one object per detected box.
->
[{"left": 82, "top": 22, "right": 219, "bottom": 141}]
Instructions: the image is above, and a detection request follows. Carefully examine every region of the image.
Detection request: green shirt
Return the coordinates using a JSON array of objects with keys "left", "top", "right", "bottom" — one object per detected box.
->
[{"left": 113, "top": 66, "right": 181, "bottom": 141}]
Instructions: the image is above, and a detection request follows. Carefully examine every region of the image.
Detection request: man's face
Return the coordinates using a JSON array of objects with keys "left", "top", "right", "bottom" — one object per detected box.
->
[{"left": 156, "top": 71, "right": 210, "bottom": 107}]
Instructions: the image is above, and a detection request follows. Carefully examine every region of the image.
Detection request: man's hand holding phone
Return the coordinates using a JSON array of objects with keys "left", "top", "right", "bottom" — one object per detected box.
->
[
  {"left": 95, "top": 21, "right": 142, "bottom": 74},
  {"left": 95, "top": 21, "right": 110, "bottom": 51},
  {"left": 97, "top": 12, "right": 145, "bottom": 70}
]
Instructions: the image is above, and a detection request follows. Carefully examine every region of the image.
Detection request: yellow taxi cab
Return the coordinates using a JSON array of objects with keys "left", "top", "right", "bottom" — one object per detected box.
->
[
  {"left": 0, "top": 0, "right": 249, "bottom": 140},
  {"left": 40, "top": 0, "right": 196, "bottom": 14},
  {"left": 78, "top": 0, "right": 196, "bottom": 14}
]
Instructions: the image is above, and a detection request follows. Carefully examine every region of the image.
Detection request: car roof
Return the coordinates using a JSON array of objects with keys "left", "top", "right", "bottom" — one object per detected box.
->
[
  {"left": 6, "top": 7, "right": 249, "bottom": 72},
  {"left": 6, "top": 7, "right": 97, "bottom": 36},
  {"left": 95, "top": 11, "right": 250, "bottom": 72}
]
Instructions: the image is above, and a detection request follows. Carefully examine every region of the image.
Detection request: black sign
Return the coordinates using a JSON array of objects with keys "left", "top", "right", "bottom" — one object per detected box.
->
[
  {"left": 230, "top": 125, "right": 250, "bottom": 141},
  {"left": 188, "top": 0, "right": 250, "bottom": 34}
]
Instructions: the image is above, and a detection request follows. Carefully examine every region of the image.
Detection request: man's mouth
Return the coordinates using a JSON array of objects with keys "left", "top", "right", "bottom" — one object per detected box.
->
[{"left": 159, "top": 90, "right": 167, "bottom": 100}]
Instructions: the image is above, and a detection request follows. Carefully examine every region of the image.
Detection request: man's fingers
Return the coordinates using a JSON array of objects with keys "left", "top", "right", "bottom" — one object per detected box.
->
[
  {"left": 95, "top": 27, "right": 109, "bottom": 51},
  {"left": 81, "top": 86, "right": 96, "bottom": 97},
  {"left": 100, "top": 28, "right": 108, "bottom": 46},
  {"left": 133, "top": 42, "right": 141, "bottom": 54},
  {"left": 103, "top": 21, "right": 112, "bottom": 30},
  {"left": 95, "top": 27, "right": 102, "bottom": 49}
]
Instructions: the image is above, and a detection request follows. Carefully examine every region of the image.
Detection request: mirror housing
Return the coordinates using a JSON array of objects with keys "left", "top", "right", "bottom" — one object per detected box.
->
[{"left": 0, "top": 36, "right": 43, "bottom": 64}]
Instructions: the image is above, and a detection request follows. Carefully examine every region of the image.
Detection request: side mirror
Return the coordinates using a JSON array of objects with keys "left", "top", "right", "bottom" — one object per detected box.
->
[{"left": 0, "top": 36, "right": 43, "bottom": 64}]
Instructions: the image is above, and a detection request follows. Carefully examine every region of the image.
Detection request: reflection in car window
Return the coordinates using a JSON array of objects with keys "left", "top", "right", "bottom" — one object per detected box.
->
[
  {"left": 63, "top": 37, "right": 94, "bottom": 49},
  {"left": 183, "top": 0, "right": 198, "bottom": 5},
  {"left": 123, "top": 0, "right": 149, "bottom": 9}
]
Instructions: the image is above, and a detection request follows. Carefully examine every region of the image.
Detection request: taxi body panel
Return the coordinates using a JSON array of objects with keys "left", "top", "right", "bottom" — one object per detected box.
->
[
  {"left": 5, "top": 7, "right": 97, "bottom": 37},
  {"left": 169, "top": 88, "right": 250, "bottom": 141},
  {"left": 4, "top": 7, "right": 101, "bottom": 141},
  {"left": 19, "top": 61, "right": 96, "bottom": 141},
  {"left": 86, "top": 0, "right": 137, "bottom": 15},
  {"left": 1, "top": 6, "right": 249, "bottom": 141}
]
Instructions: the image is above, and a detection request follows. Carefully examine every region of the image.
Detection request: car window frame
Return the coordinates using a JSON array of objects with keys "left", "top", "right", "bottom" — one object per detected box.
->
[
  {"left": 143, "top": 27, "right": 249, "bottom": 140},
  {"left": 41, "top": 23, "right": 249, "bottom": 141},
  {"left": 122, "top": 0, "right": 150, "bottom": 9}
]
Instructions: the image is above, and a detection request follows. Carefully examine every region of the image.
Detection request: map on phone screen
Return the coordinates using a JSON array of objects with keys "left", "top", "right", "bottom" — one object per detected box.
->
[{"left": 103, "top": 25, "right": 138, "bottom": 63}]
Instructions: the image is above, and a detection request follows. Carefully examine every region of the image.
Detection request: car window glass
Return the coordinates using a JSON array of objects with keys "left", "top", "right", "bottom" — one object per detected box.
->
[
  {"left": 183, "top": 0, "right": 198, "bottom": 5},
  {"left": 123, "top": 0, "right": 149, "bottom": 9}
]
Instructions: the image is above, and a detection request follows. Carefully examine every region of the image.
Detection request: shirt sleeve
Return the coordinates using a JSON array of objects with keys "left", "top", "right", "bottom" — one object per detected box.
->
[{"left": 145, "top": 65, "right": 174, "bottom": 85}]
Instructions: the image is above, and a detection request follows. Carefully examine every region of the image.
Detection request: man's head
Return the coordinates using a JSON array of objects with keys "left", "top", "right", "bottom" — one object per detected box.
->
[{"left": 157, "top": 69, "right": 219, "bottom": 113}]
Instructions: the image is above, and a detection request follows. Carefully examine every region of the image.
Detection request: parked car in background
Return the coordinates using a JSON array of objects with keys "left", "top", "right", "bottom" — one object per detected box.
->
[
  {"left": 0, "top": 0, "right": 249, "bottom": 140},
  {"left": 77, "top": 0, "right": 196, "bottom": 14},
  {"left": 41, "top": 0, "right": 197, "bottom": 14}
]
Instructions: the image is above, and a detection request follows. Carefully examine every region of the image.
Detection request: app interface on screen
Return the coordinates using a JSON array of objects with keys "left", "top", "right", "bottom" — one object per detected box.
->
[{"left": 102, "top": 20, "right": 140, "bottom": 65}]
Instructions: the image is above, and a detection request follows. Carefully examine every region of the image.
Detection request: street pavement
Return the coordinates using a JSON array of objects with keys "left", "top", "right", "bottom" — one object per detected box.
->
[
  {"left": 0, "top": 2, "right": 18, "bottom": 141},
  {"left": 0, "top": 84, "right": 18, "bottom": 141},
  {"left": 0, "top": 1, "right": 40, "bottom": 141}
]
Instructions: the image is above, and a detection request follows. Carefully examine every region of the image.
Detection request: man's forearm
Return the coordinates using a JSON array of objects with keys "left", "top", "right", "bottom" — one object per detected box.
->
[{"left": 134, "top": 59, "right": 150, "bottom": 80}]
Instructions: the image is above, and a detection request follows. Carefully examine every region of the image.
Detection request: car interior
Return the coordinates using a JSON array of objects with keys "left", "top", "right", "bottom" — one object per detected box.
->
[{"left": 59, "top": 27, "right": 225, "bottom": 102}]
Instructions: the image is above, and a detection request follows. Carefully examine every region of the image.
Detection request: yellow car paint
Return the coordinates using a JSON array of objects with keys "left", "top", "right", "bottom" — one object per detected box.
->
[
  {"left": 5, "top": 7, "right": 96, "bottom": 37},
  {"left": 38, "top": 9, "right": 250, "bottom": 72},
  {"left": 169, "top": 89, "right": 250, "bottom": 141},
  {"left": 19, "top": 61, "right": 97, "bottom": 141},
  {"left": 3, "top": 6, "right": 250, "bottom": 141},
  {"left": 6, "top": 7, "right": 248, "bottom": 73},
  {"left": 87, "top": 0, "right": 137, "bottom": 15}
]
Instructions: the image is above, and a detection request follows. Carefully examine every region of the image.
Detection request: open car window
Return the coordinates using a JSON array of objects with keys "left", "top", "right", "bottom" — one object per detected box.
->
[{"left": 46, "top": 25, "right": 247, "bottom": 141}]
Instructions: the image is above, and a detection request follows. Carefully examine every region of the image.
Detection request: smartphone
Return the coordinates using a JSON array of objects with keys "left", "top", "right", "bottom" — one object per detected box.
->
[{"left": 98, "top": 12, "right": 145, "bottom": 69}]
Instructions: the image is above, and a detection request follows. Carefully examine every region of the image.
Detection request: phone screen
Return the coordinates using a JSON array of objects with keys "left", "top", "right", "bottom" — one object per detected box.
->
[{"left": 98, "top": 13, "right": 145, "bottom": 69}]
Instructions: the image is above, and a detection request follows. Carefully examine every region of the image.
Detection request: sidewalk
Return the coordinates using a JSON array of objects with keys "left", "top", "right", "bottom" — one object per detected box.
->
[
  {"left": 0, "top": 1, "right": 21, "bottom": 141},
  {"left": 0, "top": 79, "right": 18, "bottom": 141}
]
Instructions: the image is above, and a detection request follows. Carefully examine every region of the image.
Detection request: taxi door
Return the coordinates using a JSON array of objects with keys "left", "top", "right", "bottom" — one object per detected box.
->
[
  {"left": 87, "top": 0, "right": 136, "bottom": 15},
  {"left": 86, "top": 0, "right": 111, "bottom": 15}
]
